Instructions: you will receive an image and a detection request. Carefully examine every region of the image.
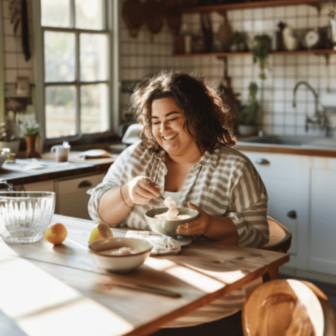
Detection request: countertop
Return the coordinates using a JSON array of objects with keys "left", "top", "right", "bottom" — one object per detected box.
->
[
  {"left": 0, "top": 151, "right": 118, "bottom": 185},
  {"left": 2, "top": 139, "right": 336, "bottom": 186}
]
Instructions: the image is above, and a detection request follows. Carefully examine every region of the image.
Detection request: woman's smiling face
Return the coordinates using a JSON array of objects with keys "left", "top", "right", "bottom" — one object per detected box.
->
[{"left": 151, "top": 97, "right": 197, "bottom": 157}]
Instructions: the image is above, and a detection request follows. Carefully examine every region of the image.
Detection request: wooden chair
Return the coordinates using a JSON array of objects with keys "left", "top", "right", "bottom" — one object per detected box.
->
[
  {"left": 242, "top": 279, "right": 336, "bottom": 336},
  {"left": 260, "top": 216, "right": 292, "bottom": 254}
]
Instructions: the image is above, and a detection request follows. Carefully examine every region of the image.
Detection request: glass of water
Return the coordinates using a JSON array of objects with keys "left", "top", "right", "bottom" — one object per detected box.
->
[{"left": 0, "top": 192, "right": 55, "bottom": 244}]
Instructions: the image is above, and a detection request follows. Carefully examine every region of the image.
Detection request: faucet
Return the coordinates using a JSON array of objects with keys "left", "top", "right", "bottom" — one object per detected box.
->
[{"left": 292, "top": 81, "right": 323, "bottom": 132}]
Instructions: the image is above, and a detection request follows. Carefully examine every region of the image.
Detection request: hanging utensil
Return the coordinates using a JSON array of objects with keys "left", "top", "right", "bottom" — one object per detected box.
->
[
  {"left": 143, "top": 0, "right": 164, "bottom": 41},
  {"left": 122, "top": 0, "right": 145, "bottom": 38}
]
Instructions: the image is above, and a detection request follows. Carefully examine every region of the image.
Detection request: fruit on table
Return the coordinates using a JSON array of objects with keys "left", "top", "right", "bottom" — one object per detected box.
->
[
  {"left": 44, "top": 223, "right": 68, "bottom": 245},
  {"left": 89, "top": 222, "right": 113, "bottom": 243}
]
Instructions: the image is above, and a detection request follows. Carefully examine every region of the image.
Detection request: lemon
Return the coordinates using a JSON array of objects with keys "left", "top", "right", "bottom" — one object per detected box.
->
[
  {"left": 44, "top": 223, "right": 67, "bottom": 245},
  {"left": 89, "top": 222, "right": 113, "bottom": 243}
]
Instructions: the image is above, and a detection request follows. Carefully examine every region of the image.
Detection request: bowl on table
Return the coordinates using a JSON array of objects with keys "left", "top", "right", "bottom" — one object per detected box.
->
[
  {"left": 144, "top": 207, "right": 199, "bottom": 237},
  {"left": 0, "top": 191, "right": 55, "bottom": 244},
  {"left": 89, "top": 237, "right": 152, "bottom": 273}
]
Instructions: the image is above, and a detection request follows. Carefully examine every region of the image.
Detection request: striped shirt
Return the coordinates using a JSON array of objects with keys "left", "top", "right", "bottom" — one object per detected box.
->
[{"left": 88, "top": 141, "right": 269, "bottom": 327}]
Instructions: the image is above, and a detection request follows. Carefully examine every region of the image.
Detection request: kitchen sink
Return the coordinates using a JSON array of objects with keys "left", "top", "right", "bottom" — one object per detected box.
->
[{"left": 236, "top": 135, "right": 336, "bottom": 150}]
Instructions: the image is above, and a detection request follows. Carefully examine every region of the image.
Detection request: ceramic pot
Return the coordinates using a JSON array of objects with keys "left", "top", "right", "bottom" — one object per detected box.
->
[
  {"left": 238, "top": 125, "right": 257, "bottom": 136},
  {"left": 25, "top": 135, "right": 41, "bottom": 158}
]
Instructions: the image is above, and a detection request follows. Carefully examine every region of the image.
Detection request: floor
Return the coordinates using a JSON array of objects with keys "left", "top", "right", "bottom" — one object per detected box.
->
[{"left": 279, "top": 273, "right": 336, "bottom": 318}]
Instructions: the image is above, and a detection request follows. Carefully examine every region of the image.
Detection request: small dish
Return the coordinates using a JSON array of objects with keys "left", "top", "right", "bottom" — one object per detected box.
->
[
  {"left": 89, "top": 237, "right": 152, "bottom": 273},
  {"left": 145, "top": 207, "right": 199, "bottom": 237}
]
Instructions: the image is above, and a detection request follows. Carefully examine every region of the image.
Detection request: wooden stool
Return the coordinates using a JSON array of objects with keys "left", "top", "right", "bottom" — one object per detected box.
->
[{"left": 242, "top": 279, "right": 336, "bottom": 336}]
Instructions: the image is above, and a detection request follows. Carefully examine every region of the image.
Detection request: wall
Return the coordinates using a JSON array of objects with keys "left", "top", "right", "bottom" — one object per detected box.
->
[
  {"left": 1, "top": 0, "right": 335, "bottom": 137},
  {"left": 1, "top": 0, "right": 34, "bottom": 85},
  {"left": 120, "top": 2, "right": 336, "bottom": 138}
]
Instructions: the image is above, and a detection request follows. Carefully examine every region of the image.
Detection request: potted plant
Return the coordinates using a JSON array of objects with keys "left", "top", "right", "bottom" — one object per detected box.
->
[
  {"left": 0, "top": 122, "right": 20, "bottom": 154},
  {"left": 230, "top": 31, "right": 247, "bottom": 52},
  {"left": 250, "top": 34, "right": 272, "bottom": 80},
  {"left": 20, "top": 115, "right": 41, "bottom": 158},
  {"left": 235, "top": 82, "right": 259, "bottom": 136}
]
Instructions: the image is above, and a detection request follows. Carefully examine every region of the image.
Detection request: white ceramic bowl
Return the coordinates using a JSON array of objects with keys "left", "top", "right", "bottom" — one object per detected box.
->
[{"left": 88, "top": 237, "right": 152, "bottom": 273}]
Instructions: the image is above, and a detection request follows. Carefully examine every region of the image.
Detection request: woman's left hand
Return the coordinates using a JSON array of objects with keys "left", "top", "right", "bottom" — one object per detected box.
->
[{"left": 176, "top": 202, "right": 213, "bottom": 236}]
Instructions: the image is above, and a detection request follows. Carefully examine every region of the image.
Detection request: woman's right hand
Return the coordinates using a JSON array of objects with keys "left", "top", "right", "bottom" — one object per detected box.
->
[{"left": 125, "top": 177, "right": 161, "bottom": 205}]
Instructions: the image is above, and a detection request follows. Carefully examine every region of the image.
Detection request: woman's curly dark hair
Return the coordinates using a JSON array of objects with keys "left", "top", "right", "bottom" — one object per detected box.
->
[{"left": 129, "top": 71, "right": 236, "bottom": 154}]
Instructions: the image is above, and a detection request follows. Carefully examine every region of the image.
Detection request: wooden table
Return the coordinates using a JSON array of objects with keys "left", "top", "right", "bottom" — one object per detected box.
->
[{"left": 0, "top": 215, "right": 289, "bottom": 336}]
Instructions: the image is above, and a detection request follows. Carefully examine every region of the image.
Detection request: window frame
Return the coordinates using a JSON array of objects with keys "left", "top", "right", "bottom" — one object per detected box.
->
[
  {"left": 32, "top": 0, "right": 120, "bottom": 147},
  {"left": 0, "top": 4, "right": 5, "bottom": 124}
]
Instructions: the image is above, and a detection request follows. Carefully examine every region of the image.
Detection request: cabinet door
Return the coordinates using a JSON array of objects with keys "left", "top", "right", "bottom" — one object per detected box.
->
[
  {"left": 309, "top": 158, "right": 336, "bottom": 275},
  {"left": 55, "top": 173, "right": 105, "bottom": 220},
  {"left": 262, "top": 177, "right": 298, "bottom": 255},
  {"left": 240, "top": 152, "right": 299, "bottom": 256}
]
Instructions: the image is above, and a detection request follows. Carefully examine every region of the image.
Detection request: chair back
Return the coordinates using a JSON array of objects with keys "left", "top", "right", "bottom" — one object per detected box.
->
[
  {"left": 260, "top": 216, "right": 292, "bottom": 254},
  {"left": 242, "top": 279, "right": 336, "bottom": 336}
]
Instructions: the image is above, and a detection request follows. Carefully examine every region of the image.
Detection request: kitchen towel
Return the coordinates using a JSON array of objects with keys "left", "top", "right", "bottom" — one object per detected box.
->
[{"left": 125, "top": 230, "right": 181, "bottom": 255}]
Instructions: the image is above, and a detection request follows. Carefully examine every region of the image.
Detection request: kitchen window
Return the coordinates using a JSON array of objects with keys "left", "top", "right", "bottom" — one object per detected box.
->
[{"left": 33, "top": 0, "right": 119, "bottom": 144}]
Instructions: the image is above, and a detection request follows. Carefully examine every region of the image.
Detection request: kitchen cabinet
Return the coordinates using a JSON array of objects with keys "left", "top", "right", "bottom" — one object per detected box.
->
[
  {"left": 55, "top": 173, "right": 105, "bottom": 220},
  {"left": 240, "top": 150, "right": 336, "bottom": 277},
  {"left": 240, "top": 152, "right": 302, "bottom": 264},
  {"left": 309, "top": 157, "right": 336, "bottom": 276}
]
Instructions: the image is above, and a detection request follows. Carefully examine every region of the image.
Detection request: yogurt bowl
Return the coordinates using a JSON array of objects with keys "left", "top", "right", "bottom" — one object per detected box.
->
[
  {"left": 145, "top": 207, "right": 199, "bottom": 237},
  {"left": 89, "top": 237, "right": 152, "bottom": 273}
]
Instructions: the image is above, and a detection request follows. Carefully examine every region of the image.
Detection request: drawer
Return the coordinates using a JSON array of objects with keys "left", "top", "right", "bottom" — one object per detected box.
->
[
  {"left": 56, "top": 173, "right": 105, "bottom": 194},
  {"left": 240, "top": 152, "right": 299, "bottom": 179}
]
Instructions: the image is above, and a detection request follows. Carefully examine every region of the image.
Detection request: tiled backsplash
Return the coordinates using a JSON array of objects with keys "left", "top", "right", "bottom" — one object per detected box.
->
[
  {"left": 120, "top": 2, "right": 336, "bottom": 137},
  {"left": 1, "top": 0, "right": 34, "bottom": 85}
]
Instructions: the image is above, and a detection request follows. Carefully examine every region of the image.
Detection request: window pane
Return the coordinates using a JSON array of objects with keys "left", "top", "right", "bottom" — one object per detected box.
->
[
  {"left": 75, "top": 0, "right": 104, "bottom": 30},
  {"left": 41, "top": 0, "right": 71, "bottom": 28},
  {"left": 46, "top": 86, "right": 76, "bottom": 138},
  {"left": 44, "top": 32, "right": 75, "bottom": 82},
  {"left": 81, "top": 84, "right": 109, "bottom": 134},
  {"left": 80, "top": 34, "right": 108, "bottom": 81}
]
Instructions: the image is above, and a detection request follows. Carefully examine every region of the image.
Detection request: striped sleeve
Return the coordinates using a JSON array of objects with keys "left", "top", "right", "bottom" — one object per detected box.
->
[
  {"left": 87, "top": 144, "right": 134, "bottom": 223},
  {"left": 225, "top": 161, "right": 269, "bottom": 248}
]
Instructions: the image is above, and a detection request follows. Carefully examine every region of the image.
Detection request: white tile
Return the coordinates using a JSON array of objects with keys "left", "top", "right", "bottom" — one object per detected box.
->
[
  {"left": 4, "top": 18, "right": 13, "bottom": 36},
  {"left": 17, "top": 53, "right": 33, "bottom": 69},
  {"left": 4, "top": 36, "right": 17, "bottom": 52},
  {"left": 243, "top": 20, "right": 253, "bottom": 31},
  {"left": 5, "top": 69, "right": 17, "bottom": 83},
  {"left": 308, "top": 17, "right": 318, "bottom": 28},
  {"left": 284, "top": 126, "right": 295, "bottom": 135},
  {"left": 297, "top": 17, "right": 308, "bottom": 29},
  {"left": 274, "top": 90, "right": 285, "bottom": 101},
  {"left": 286, "top": 6, "right": 296, "bottom": 17},
  {"left": 307, "top": 5, "right": 318, "bottom": 16},
  {"left": 18, "top": 69, "right": 34, "bottom": 83},
  {"left": 273, "top": 102, "right": 284, "bottom": 113},
  {"left": 244, "top": 9, "right": 252, "bottom": 20},
  {"left": 275, "top": 6, "right": 285, "bottom": 19},
  {"left": 2, "top": 0, "right": 10, "bottom": 18},
  {"left": 273, "top": 125, "right": 284, "bottom": 134},
  {"left": 297, "top": 5, "right": 308, "bottom": 16},
  {"left": 254, "top": 8, "right": 262, "bottom": 19},
  {"left": 285, "top": 114, "right": 296, "bottom": 126},
  {"left": 4, "top": 53, "right": 17, "bottom": 68}
]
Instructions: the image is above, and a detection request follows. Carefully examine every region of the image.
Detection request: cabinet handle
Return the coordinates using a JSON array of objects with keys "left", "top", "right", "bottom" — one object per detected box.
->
[
  {"left": 78, "top": 180, "right": 92, "bottom": 188},
  {"left": 255, "top": 158, "right": 270, "bottom": 165},
  {"left": 287, "top": 210, "right": 297, "bottom": 219}
]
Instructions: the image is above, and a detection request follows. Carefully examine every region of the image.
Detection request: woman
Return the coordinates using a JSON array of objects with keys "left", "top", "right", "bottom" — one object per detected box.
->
[{"left": 88, "top": 71, "right": 269, "bottom": 336}]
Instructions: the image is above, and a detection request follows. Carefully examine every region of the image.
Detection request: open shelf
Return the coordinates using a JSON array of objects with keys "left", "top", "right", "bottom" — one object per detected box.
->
[
  {"left": 174, "top": 48, "right": 336, "bottom": 57},
  {"left": 178, "top": 0, "right": 322, "bottom": 13}
]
